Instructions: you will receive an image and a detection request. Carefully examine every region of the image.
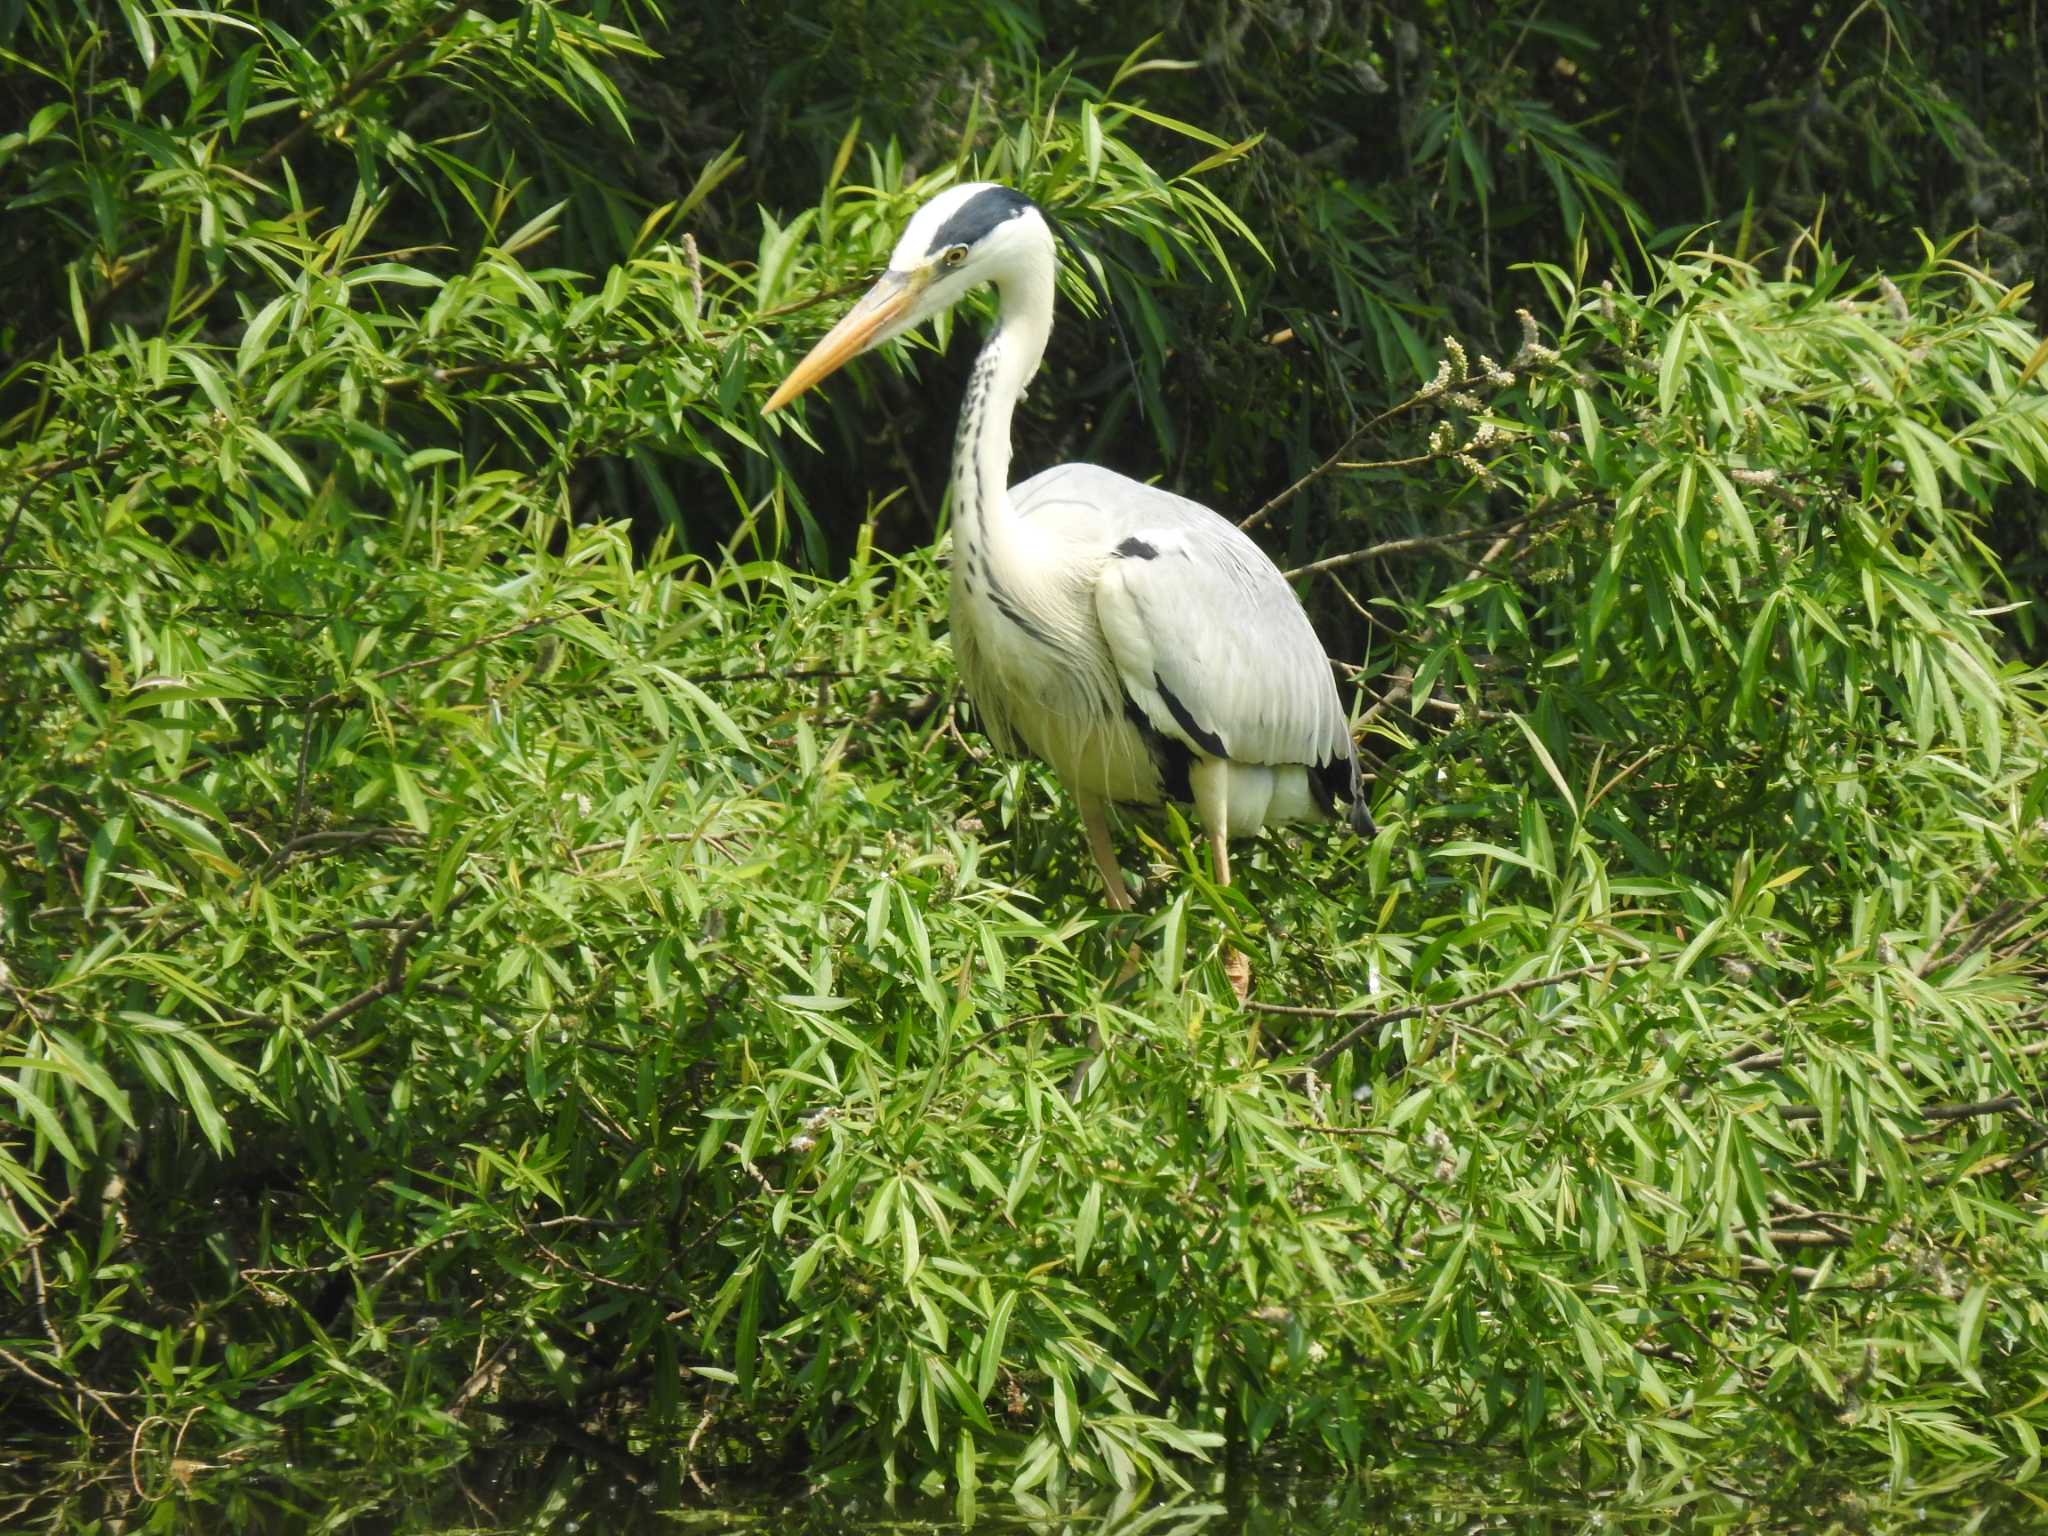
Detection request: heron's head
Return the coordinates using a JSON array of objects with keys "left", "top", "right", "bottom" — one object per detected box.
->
[{"left": 764, "top": 182, "right": 1052, "bottom": 413}]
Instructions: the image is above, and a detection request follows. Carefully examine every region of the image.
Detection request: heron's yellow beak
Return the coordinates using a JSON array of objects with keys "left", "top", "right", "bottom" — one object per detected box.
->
[{"left": 763, "top": 269, "right": 924, "bottom": 414}]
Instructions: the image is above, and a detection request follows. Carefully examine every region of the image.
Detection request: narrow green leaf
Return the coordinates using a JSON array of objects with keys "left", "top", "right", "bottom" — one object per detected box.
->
[
  {"left": 1074, "top": 1181, "right": 1103, "bottom": 1271},
  {"left": 1957, "top": 1282, "right": 1990, "bottom": 1364},
  {"left": 735, "top": 1266, "right": 762, "bottom": 1393},
  {"left": 83, "top": 813, "right": 130, "bottom": 919},
  {"left": 242, "top": 427, "right": 312, "bottom": 496},
  {"left": 1509, "top": 713, "right": 1579, "bottom": 816},
  {"left": 977, "top": 1289, "right": 1018, "bottom": 1400},
  {"left": 166, "top": 1044, "right": 230, "bottom": 1156},
  {"left": 390, "top": 761, "right": 432, "bottom": 834},
  {"left": 238, "top": 293, "right": 293, "bottom": 376},
  {"left": 5, "top": 1074, "right": 82, "bottom": 1167},
  {"left": 1657, "top": 315, "right": 1691, "bottom": 415},
  {"left": 899, "top": 1192, "right": 921, "bottom": 1282},
  {"left": 955, "top": 1427, "right": 977, "bottom": 1524}
]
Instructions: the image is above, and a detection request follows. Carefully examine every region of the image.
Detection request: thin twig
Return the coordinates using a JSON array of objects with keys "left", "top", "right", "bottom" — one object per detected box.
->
[
  {"left": 1375, "top": 1167, "right": 1456, "bottom": 1223},
  {"left": 1665, "top": 14, "right": 1714, "bottom": 215},
  {"left": 571, "top": 829, "right": 742, "bottom": 859},
  {"left": 1292, "top": 1122, "right": 1399, "bottom": 1137},
  {"left": 1349, "top": 515, "right": 1538, "bottom": 736},
  {"left": 1777, "top": 1093, "right": 2032, "bottom": 1125},
  {"left": 1584, "top": 746, "right": 1668, "bottom": 815},
  {"left": 257, "top": 826, "right": 420, "bottom": 879},
  {"left": 298, "top": 888, "right": 469, "bottom": 1040},
  {"left": 1915, "top": 862, "right": 2005, "bottom": 976},
  {"left": 1271, "top": 954, "right": 1655, "bottom": 1073},
  {"left": 1237, "top": 371, "right": 1493, "bottom": 534},
  {"left": 1951, "top": 895, "right": 2048, "bottom": 973},
  {"left": 1755, "top": 1228, "right": 1853, "bottom": 1248},
  {"left": 0, "top": 1345, "right": 70, "bottom": 1397},
  {"left": 276, "top": 608, "right": 607, "bottom": 838},
  {"left": 1963, "top": 1132, "right": 2048, "bottom": 1178},
  {"left": 1281, "top": 517, "right": 1531, "bottom": 580},
  {"left": 302, "top": 606, "right": 607, "bottom": 712},
  {"left": 449, "top": 1340, "right": 517, "bottom": 1421}
]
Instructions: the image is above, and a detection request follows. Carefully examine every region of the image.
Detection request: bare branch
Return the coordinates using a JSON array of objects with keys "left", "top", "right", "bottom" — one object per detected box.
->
[
  {"left": 1281, "top": 517, "right": 1532, "bottom": 580},
  {"left": 1264, "top": 955, "right": 1657, "bottom": 1073},
  {"left": 1237, "top": 371, "right": 1494, "bottom": 534}
]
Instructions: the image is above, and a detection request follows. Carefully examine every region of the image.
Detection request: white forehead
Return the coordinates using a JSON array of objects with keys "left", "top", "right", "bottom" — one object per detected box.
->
[{"left": 888, "top": 181, "right": 1038, "bottom": 269}]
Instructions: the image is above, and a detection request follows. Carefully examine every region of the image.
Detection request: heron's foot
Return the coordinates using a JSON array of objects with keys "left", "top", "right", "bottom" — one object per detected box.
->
[
  {"left": 1224, "top": 946, "right": 1252, "bottom": 1002},
  {"left": 1111, "top": 941, "right": 1144, "bottom": 990},
  {"left": 1101, "top": 878, "right": 1135, "bottom": 913}
]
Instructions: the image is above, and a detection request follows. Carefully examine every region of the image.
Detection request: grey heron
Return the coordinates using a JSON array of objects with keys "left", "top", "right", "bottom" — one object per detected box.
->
[{"left": 765, "top": 182, "right": 1375, "bottom": 977}]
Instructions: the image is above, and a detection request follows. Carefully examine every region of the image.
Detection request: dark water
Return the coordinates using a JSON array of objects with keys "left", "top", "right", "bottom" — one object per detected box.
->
[{"left": 4, "top": 1441, "right": 2042, "bottom": 1533}]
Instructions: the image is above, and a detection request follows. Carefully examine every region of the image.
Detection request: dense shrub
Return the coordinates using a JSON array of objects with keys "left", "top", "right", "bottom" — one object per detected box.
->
[{"left": 3, "top": 0, "right": 2047, "bottom": 1521}]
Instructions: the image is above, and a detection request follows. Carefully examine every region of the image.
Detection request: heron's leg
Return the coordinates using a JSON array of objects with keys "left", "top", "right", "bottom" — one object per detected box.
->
[
  {"left": 1189, "top": 759, "right": 1230, "bottom": 860},
  {"left": 1078, "top": 795, "right": 1133, "bottom": 911},
  {"left": 1188, "top": 761, "right": 1251, "bottom": 1000},
  {"left": 1070, "top": 796, "right": 1137, "bottom": 1102},
  {"left": 1208, "top": 826, "right": 1232, "bottom": 887}
]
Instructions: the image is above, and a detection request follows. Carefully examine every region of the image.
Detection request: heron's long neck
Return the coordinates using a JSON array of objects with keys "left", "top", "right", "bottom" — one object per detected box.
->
[{"left": 952, "top": 261, "right": 1054, "bottom": 576}]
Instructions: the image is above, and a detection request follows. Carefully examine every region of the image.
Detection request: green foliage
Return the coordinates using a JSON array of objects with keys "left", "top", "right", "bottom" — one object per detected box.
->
[{"left": 4, "top": 0, "right": 2048, "bottom": 1523}]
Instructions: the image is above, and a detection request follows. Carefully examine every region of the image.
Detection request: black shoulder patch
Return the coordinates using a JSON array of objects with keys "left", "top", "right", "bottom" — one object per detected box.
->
[
  {"left": 1115, "top": 536, "right": 1158, "bottom": 560},
  {"left": 927, "top": 187, "right": 1033, "bottom": 258},
  {"left": 1155, "top": 673, "right": 1227, "bottom": 758}
]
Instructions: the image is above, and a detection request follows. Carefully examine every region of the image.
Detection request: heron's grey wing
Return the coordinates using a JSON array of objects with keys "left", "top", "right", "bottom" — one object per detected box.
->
[{"left": 1015, "top": 464, "right": 1355, "bottom": 773}]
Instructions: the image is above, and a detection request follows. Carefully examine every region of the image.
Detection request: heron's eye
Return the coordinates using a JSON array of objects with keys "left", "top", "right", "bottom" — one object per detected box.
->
[{"left": 942, "top": 245, "right": 968, "bottom": 268}]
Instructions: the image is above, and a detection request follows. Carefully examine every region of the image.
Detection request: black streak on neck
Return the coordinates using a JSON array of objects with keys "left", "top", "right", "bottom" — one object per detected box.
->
[{"left": 953, "top": 333, "right": 1051, "bottom": 644}]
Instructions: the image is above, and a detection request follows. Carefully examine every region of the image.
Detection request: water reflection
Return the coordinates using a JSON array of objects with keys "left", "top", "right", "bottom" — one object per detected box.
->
[{"left": 4, "top": 1437, "right": 2037, "bottom": 1534}]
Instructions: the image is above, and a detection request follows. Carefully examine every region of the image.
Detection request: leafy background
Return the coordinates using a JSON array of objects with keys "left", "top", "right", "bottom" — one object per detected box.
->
[{"left": 3, "top": 0, "right": 2048, "bottom": 1526}]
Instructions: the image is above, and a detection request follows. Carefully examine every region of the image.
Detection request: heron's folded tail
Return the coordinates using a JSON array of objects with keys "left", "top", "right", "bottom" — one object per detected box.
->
[
  {"left": 1347, "top": 794, "right": 1379, "bottom": 839},
  {"left": 1314, "top": 747, "right": 1378, "bottom": 839}
]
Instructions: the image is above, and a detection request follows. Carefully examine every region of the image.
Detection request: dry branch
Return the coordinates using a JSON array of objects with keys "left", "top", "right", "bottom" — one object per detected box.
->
[
  {"left": 1237, "top": 371, "right": 1494, "bottom": 534},
  {"left": 1263, "top": 955, "right": 1657, "bottom": 1073}
]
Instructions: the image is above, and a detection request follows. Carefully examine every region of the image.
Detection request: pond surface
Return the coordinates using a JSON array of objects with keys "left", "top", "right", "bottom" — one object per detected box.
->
[{"left": 7, "top": 1446, "right": 2044, "bottom": 1536}]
